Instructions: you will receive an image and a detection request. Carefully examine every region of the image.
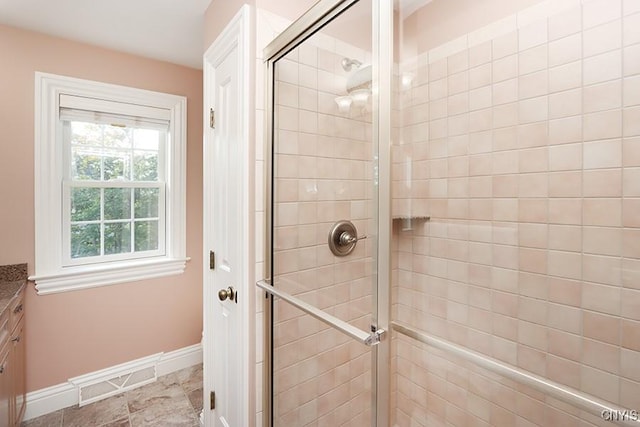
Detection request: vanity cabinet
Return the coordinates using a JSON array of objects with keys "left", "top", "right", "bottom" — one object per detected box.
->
[
  {"left": 0, "top": 265, "right": 27, "bottom": 427},
  {"left": 0, "top": 347, "right": 10, "bottom": 427},
  {"left": 9, "top": 290, "right": 25, "bottom": 426},
  {"left": 0, "top": 287, "right": 25, "bottom": 427}
]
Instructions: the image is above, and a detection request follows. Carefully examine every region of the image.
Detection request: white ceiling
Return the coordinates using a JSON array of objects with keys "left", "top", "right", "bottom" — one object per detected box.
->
[{"left": 0, "top": 0, "right": 212, "bottom": 69}]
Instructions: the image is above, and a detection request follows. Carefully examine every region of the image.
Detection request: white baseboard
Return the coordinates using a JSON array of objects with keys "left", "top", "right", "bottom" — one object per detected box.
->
[
  {"left": 23, "top": 383, "right": 77, "bottom": 422},
  {"left": 156, "top": 343, "right": 203, "bottom": 377},
  {"left": 24, "top": 342, "right": 202, "bottom": 421}
]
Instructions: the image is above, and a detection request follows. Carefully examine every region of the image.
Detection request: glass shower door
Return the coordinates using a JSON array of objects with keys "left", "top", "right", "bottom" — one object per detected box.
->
[{"left": 259, "top": 1, "right": 381, "bottom": 425}]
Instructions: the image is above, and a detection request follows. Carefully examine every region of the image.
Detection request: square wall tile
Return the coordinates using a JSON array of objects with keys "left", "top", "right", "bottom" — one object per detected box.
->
[
  {"left": 583, "top": 80, "right": 622, "bottom": 113},
  {"left": 583, "top": 281, "right": 621, "bottom": 315},
  {"left": 583, "top": 19, "right": 622, "bottom": 58},
  {"left": 582, "top": 339, "right": 620, "bottom": 375},
  {"left": 519, "top": 96, "right": 548, "bottom": 123},
  {"left": 549, "top": 60, "right": 582, "bottom": 93},
  {"left": 583, "top": 139, "right": 622, "bottom": 169},
  {"left": 583, "top": 169, "right": 622, "bottom": 198},
  {"left": 583, "top": 49, "right": 622, "bottom": 85},
  {"left": 493, "top": 54, "right": 518, "bottom": 82},
  {"left": 549, "top": 171, "right": 581, "bottom": 198},
  {"left": 622, "top": 319, "right": 640, "bottom": 351},
  {"left": 549, "top": 33, "right": 582, "bottom": 67},
  {"left": 549, "top": 88, "right": 582, "bottom": 119},
  {"left": 624, "top": 75, "right": 640, "bottom": 106},
  {"left": 549, "top": 5, "right": 583, "bottom": 41},
  {"left": 583, "top": 0, "right": 622, "bottom": 29},
  {"left": 623, "top": 168, "right": 640, "bottom": 196},
  {"left": 624, "top": 12, "right": 640, "bottom": 45},
  {"left": 519, "top": 44, "right": 548, "bottom": 75},
  {"left": 551, "top": 115, "right": 583, "bottom": 146},
  {"left": 621, "top": 349, "right": 640, "bottom": 382},
  {"left": 583, "top": 198, "right": 622, "bottom": 227},
  {"left": 625, "top": 0, "right": 640, "bottom": 15},
  {"left": 493, "top": 32, "right": 518, "bottom": 59},
  {"left": 584, "top": 310, "right": 620, "bottom": 345},
  {"left": 548, "top": 199, "right": 582, "bottom": 225},
  {"left": 623, "top": 198, "right": 640, "bottom": 227},
  {"left": 519, "top": 71, "right": 548, "bottom": 100},
  {"left": 583, "top": 254, "right": 622, "bottom": 286},
  {"left": 549, "top": 143, "right": 582, "bottom": 171},
  {"left": 469, "top": 41, "right": 492, "bottom": 67},
  {"left": 519, "top": 20, "right": 548, "bottom": 51},
  {"left": 624, "top": 106, "right": 640, "bottom": 136},
  {"left": 548, "top": 250, "right": 582, "bottom": 280}
]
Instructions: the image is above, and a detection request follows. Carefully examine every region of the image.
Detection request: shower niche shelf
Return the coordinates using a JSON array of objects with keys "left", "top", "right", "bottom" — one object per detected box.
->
[{"left": 392, "top": 216, "right": 430, "bottom": 231}]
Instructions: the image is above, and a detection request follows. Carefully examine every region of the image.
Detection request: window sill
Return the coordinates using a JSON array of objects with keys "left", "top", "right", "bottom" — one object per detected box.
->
[{"left": 29, "top": 257, "right": 190, "bottom": 295}]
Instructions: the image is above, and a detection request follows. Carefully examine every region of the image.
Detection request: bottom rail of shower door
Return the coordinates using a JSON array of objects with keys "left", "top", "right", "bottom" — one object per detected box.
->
[{"left": 256, "top": 279, "right": 384, "bottom": 346}]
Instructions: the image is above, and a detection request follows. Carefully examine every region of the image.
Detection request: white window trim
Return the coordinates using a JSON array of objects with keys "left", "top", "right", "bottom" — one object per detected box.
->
[{"left": 30, "top": 72, "right": 188, "bottom": 295}]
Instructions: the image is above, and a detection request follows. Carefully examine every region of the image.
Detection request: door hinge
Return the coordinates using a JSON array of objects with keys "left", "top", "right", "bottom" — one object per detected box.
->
[
  {"left": 209, "top": 250, "right": 215, "bottom": 270},
  {"left": 210, "top": 108, "right": 215, "bottom": 129},
  {"left": 210, "top": 391, "right": 215, "bottom": 410}
]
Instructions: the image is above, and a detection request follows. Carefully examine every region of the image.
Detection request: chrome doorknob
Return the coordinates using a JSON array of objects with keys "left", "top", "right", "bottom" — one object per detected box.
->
[{"left": 218, "top": 286, "right": 236, "bottom": 302}]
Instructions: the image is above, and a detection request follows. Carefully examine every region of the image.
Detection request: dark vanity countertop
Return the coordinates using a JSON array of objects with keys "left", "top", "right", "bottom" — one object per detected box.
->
[{"left": 0, "top": 264, "right": 27, "bottom": 315}]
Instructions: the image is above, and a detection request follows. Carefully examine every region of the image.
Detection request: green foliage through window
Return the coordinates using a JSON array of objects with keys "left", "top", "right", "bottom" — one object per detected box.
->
[
  {"left": 71, "top": 224, "right": 100, "bottom": 258},
  {"left": 68, "top": 120, "right": 164, "bottom": 260}
]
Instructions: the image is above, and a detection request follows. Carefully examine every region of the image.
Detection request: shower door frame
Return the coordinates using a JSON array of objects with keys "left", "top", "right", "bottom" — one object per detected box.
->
[{"left": 261, "top": 0, "right": 392, "bottom": 426}]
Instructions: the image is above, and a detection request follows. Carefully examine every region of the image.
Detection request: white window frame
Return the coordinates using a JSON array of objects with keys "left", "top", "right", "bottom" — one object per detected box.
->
[{"left": 31, "top": 72, "right": 188, "bottom": 295}]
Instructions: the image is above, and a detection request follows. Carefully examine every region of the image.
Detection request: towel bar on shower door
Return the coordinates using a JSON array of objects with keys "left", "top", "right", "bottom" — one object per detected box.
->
[{"left": 256, "top": 279, "right": 384, "bottom": 346}]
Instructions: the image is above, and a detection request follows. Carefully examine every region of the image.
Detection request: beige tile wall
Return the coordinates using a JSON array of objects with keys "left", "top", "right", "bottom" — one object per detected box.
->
[{"left": 392, "top": 0, "right": 640, "bottom": 425}]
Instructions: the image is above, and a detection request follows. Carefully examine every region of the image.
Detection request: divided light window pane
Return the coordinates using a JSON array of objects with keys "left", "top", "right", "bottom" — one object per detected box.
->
[
  {"left": 66, "top": 120, "right": 165, "bottom": 262},
  {"left": 70, "top": 122, "right": 160, "bottom": 181}
]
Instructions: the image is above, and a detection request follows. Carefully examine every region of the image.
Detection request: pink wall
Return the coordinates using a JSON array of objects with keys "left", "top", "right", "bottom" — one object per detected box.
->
[
  {"left": 204, "top": 0, "right": 254, "bottom": 48},
  {"left": 0, "top": 24, "right": 203, "bottom": 392}
]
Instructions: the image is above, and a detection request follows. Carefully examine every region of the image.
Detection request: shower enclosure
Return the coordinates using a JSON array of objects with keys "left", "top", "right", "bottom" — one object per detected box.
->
[{"left": 258, "top": 0, "right": 640, "bottom": 425}]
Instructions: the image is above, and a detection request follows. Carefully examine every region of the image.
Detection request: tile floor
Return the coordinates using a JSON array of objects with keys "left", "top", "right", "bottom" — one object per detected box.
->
[{"left": 23, "top": 364, "right": 203, "bottom": 427}]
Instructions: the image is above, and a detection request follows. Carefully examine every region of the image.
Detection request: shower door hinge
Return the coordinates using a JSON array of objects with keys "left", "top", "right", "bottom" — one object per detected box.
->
[
  {"left": 209, "top": 250, "right": 215, "bottom": 270},
  {"left": 364, "top": 325, "right": 385, "bottom": 346},
  {"left": 210, "top": 108, "right": 215, "bottom": 128},
  {"left": 210, "top": 391, "right": 215, "bottom": 410}
]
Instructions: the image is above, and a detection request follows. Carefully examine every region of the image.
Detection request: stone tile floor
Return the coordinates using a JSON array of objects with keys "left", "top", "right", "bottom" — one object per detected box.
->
[{"left": 23, "top": 364, "right": 203, "bottom": 427}]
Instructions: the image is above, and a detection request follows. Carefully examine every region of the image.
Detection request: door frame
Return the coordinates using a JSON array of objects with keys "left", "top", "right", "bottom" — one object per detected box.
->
[{"left": 203, "top": 5, "right": 253, "bottom": 427}]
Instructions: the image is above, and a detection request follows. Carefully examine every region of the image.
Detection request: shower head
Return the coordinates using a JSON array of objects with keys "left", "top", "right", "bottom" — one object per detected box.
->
[
  {"left": 341, "top": 57, "right": 362, "bottom": 72},
  {"left": 336, "top": 58, "right": 371, "bottom": 113},
  {"left": 346, "top": 64, "right": 372, "bottom": 92}
]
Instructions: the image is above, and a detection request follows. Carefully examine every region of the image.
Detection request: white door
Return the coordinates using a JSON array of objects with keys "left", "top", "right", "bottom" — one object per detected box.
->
[{"left": 203, "top": 6, "right": 251, "bottom": 427}]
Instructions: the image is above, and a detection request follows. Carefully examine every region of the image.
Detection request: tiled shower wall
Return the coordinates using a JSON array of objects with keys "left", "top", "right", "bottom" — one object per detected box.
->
[
  {"left": 269, "top": 23, "right": 376, "bottom": 425},
  {"left": 392, "top": 0, "right": 640, "bottom": 425}
]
